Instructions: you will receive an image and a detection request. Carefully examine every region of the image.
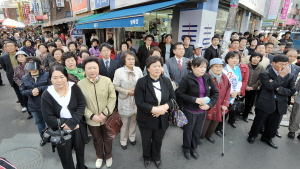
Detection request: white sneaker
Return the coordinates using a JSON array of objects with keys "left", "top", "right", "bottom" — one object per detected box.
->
[
  {"left": 95, "top": 158, "right": 103, "bottom": 168},
  {"left": 106, "top": 157, "right": 113, "bottom": 168},
  {"left": 22, "top": 107, "right": 27, "bottom": 112}
]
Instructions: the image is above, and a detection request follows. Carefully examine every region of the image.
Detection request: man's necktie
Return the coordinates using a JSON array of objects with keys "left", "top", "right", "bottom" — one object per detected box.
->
[
  {"left": 105, "top": 61, "right": 110, "bottom": 75},
  {"left": 178, "top": 60, "right": 182, "bottom": 70}
]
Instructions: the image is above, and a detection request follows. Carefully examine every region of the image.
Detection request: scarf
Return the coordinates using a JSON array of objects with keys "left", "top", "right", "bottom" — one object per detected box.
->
[
  {"left": 87, "top": 75, "right": 100, "bottom": 84},
  {"left": 66, "top": 67, "right": 85, "bottom": 80},
  {"left": 209, "top": 69, "right": 222, "bottom": 84}
]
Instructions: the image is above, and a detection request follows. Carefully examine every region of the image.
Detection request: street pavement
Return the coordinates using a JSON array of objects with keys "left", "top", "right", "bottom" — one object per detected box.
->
[{"left": 1, "top": 69, "right": 300, "bottom": 169}]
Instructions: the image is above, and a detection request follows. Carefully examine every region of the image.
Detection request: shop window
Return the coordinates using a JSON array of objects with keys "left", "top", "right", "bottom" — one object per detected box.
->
[{"left": 215, "top": 8, "right": 229, "bottom": 36}]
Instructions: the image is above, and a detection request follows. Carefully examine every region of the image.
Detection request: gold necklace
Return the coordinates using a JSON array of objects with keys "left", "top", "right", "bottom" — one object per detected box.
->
[{"left": 55, "top": 84, "right": 68, "bottom": 97}]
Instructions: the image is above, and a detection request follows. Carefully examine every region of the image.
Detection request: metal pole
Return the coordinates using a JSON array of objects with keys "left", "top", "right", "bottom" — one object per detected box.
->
[{"left": 222, "top": 111, "right": 225, "bottom": 156}]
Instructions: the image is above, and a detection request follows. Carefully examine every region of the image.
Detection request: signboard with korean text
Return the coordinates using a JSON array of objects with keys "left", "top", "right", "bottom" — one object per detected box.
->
[
  {"left": 267, "top": 0, "right": 281, "bottom": 20},
  {"left": 239, "top": 0, "right": 266, "bottom": 16},
  {"left": 56, "top": 0, "right": 65, "bottom": 7},
  {"left": 91, "top": 0, "right": 109, "bottom": 10},
  {"left": 22, "top": 4, "right": 30, "bottom": 20},
  {"left": 280, "top": 0, "right": 291, "bottom": 20},
  {"left": 71, "top": 0, "right": 88, "bottom": 15},
  {"left": 32, "top": 0, "right": 39, "bottom": 15},
  {"left": 41, "top": 0, "right": 50, "bottom": 13},
  {"left": 29, "top": 14, "right": 36, "bottom": 24},
  {"left": 65, "top": 12, "right": 72, "bottom": 18},
  {"left": 71, "top": 29, "right": 86, "bottom": 45},
  {"left": 110, "top": 0, "right": 152, "bottom": 9}
]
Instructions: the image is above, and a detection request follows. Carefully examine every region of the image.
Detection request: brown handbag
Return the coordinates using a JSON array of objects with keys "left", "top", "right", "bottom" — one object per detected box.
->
[{"left": 104, "top": 106, "right": 123, "bottom": 140}]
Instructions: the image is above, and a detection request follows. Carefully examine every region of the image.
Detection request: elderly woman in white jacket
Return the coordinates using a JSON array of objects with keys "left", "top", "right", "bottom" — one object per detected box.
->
[{"left": 113, "top": 51, "right": 143, "bottom": 150}]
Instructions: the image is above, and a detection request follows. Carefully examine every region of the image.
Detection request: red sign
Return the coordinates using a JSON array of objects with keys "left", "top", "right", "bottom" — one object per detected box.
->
[
  {"left": 4, "top": 8, "right": 9, "bottom": 18},
  {"left": 22, "top": 4, "right": 30, "bottom": 20}
]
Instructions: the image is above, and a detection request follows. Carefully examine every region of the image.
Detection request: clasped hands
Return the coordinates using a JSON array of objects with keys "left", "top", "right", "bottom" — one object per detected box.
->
[
  {"left": 151, "top": 104, "right": 169, "bottom": 118},
  {"left": 61, "top": 123, "right": 80, "bottom": 130},
  {"left": 196, "top": 98, "right": 210, "bottom": 110},
  {"left": 32, "top": 88, "right": 39, "bottom": 96},
  {"left": 91, "top": 113, "right": 106, "bottom": 123}
]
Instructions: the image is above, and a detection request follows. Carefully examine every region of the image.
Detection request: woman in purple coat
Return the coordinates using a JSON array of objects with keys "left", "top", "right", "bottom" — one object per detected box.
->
[{"left": 89, "top": 39, "right": 100, "bottom": 57}]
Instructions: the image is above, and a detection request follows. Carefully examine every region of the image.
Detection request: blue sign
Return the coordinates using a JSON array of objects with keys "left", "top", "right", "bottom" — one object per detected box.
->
[
  {"left": 56, "top": 0, "right": 65, "bottom": 7},
  {"left": 91, "top": 0, "right": 109, "bottom": 10},
  {"left": 65, "top": 12, "right": 71, "bottom": 18}
]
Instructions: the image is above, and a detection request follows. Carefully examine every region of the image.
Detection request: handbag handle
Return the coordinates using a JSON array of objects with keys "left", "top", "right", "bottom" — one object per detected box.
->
[
  {"left": 57, "top": 119, "right": 63, "bottom": 137},
  {"left": 171, "top": 99, "right": 179, "bottom": 110}
]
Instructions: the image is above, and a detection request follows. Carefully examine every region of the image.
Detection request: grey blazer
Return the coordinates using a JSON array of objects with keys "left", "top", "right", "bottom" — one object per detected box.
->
[{"left": 165, "top": 56, "right": 190, "bottom": 86}]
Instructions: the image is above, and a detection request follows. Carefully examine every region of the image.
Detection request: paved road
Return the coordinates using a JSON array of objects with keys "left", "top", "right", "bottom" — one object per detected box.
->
[{"left": 1, "top": 69, "right": 300, "bottom": 169}]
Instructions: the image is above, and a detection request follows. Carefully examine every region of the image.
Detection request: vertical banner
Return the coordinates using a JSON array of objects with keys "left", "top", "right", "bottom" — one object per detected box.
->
[
  {"left": 41, "top": 0, "right": 50, "bottom": 13},
  {"left": 267, "top": 0, "right": 281, "bottom": 20},
  {"left": 29, "top": 14, "right": 36, "bottom": 24},
  {"left": 5, "top": 8, "right": 9, "bottom": 18},
  {"left": 17, "top": 2, "right": 24, "bottom": 21},
  {"left": 281, "top": 0, "right": 291, "bottom": 20},
  {"left": 23, "top": 4, "right": 30, "bottom": 25},
  {"left": 32, "top": 0, "right": 39, "bottom": 15}
]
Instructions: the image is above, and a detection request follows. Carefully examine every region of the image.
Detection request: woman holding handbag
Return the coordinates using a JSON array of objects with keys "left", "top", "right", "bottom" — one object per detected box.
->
[
  {"left": 134, "top": 56, "right": 176, "bottom": 168},
  {"left": 41, "top": 65, "right": 87, "bottom": 169},
  {"left": 200, "top": 58, "right": 231, "bottom": 143},
  {"left": 176, "top": 57, "right": 219, "bottom": 160},
  {"left": 113, "top": 51, "right": 143, "bottom": 150},
  {"left": 222, "top": 51, "right": 243, "bottom": 128},
  {"left": 77, "top": 57, "right": 116, "bottom": 169}
]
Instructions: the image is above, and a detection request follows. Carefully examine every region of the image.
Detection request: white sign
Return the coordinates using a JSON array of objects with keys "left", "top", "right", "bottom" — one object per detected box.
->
[
  {"left": 56, "top": 0, "right": 65, "bottom": 7},
  {"left": 110, "top": 0, "right": 152, "bottom": 9},
  {"left": 71, "top": 29, "right": 86, "bottom": 45},
  {"left": 239, "top": 0, "right": 266, "bottom": 16}
]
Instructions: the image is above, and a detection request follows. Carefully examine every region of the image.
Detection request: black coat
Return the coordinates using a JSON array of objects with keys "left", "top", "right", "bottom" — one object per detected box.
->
[
  {"left": 137, "top": 45, "right": 154, "bottom": 70},
  {"left": 176, "top": 72, "right": 219, "bottom": 111},
  {"left": 0, "top": 54, "right": 14, "bottom": 86},
  {"left": 99, "top": 59, "right": 120, "bottom": 82},
  {"left": 159, "top": 43, "right": 174, "bottom": 62},
  {"left": 134, "top": 75, "right": 176, "bottom": 130},
  {"left": 20, "top": 70, "right": 51, "bottom": 112},
  {"left": 255, "top": 68, "right": 296, "bottom": 115},
  {"left": 203, "top": 45, "right": 220, "bottom": 62}
]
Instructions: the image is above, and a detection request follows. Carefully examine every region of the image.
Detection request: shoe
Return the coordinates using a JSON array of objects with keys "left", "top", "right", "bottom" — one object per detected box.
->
[
  {"left": 206, "top": 137, "right": 215, "bottom": 144},
  {"left": 297, "top": 133, "right": 300, "bottom": 140},
  {"left": 247, "top": 136, "right": 255, "bottom": 144},
  {"left": 0, "top": 84, "right": 4, "bottom": 86},
  {"left": 261, "top": 137, "right": 278, "bottom": 149},
  {"left": 106, "top": 157, "right": 113, "bottom": 168},
  {"left": 144, "top": 160, "right": 151, "bottom": 168},
  {"left": 121, "top": 145, "right": 127, "bottom": 150},
  {"left": 191, "top": 151, "right": 199, "bottom": 159},
  {"left": 22, "top": 107, "right": 27, "bottom": 112},
  {"left": 154, "top": 161, "right": 161, "bottom": 168},
  {"left": 198, "top": 139, "right": 203, "bottom": 145},
  {"left": 95, "top": 159, "right": 103, "bottom": 168},
  {"left": 130, "top": 140, "right": 136, "bottom": 145},
  {"left": 40, "top": 139, "right": 47, "bottom": 146},
  {"left": 27, "top": 115, "right": 33, "bottom": 119},
  {"left": 229, "top": 122, "right": 236, "bottom": 128},
  {"left": 275, "top": 131, "right": 282, "bottom": 138},
  {"left": 215, "top": 131, "right": 222, "bottom": 137},
  {"left": 287, "top": 132, "right": 295, "bottom": 139},
  {"left": 16, "top": 100, "right": 20, "bottom": 103},
  {"left": 183, "top": 152, "right": 191, "bottom": 160},
  {"left": 243, "top": 117, "right": 248, "bottom": 123}
]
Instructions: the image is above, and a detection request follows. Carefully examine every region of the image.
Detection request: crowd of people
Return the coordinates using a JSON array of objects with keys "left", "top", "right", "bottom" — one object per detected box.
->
[{"left": 0, "top": 28, "right": 300, "bottom": 169}]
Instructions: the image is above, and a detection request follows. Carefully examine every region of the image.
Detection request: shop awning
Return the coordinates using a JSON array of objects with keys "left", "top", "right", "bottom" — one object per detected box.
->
[
  {"left": 42, "top": 21, "right": 53, "bottom": 27},
  {"left": 76, "top": 0, "right": 186, "bottom": 29},
  {"left": 53, "top": 14, "right": 92, "bottom": 26}
]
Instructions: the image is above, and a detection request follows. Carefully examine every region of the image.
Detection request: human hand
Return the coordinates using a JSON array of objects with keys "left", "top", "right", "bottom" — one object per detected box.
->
[
  {"left": 151, "top": 106, "right": 168, "bottom": 117},
  {"left": 246, "top": 86, "right": 251, "bottom": 91},
  {"left": 200, "top": 104, "right": 210, "bottom": 110},
  {"left": 61, "top": 123, "right": 71, "bottom": 130},
  {"left": 231, "top": 91, "right": 238, "bottom": 98},
  {"left": 92, "top": 114, "right": 105, "bottom": 123},
  {"left": 278, "top": 66, "right": 290, "bottom": 77},
  {"left": 74, "top": 124, "right": 80, "bottom": 130},
  {"left": 32, "top": 88, "right": 39, "bottom": 96},
  {"left": 221, "top": 106, "right": 228, "bottom": 111},
  {"left": 196, "top": 98, "right": 206, "bottom": 105},
  {"left": 269, "top": 79, "right": 273, "bottom": 82},
  {"left": 128, "top": 89, "right": 134, "bottom": 96}
]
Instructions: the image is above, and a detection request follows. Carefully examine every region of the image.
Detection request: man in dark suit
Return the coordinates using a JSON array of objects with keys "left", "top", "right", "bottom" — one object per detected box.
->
[
  {"left": 137, "top": 35, "right": 154, "bottom": 70},
  {"left": 98, "top": 43, "right": 119, "bottom": 81},
  {"left": 265, "top": 42, "right": 274, "bottom": 63},
  {"left": 0, "top": 41, "right": 26, "bottom": 111},
  {"left": 203, "top": 36, "right": 220, "bottom": 62},
  {"left": 247, "top": 55, "right": 296, "bottom": 149}
]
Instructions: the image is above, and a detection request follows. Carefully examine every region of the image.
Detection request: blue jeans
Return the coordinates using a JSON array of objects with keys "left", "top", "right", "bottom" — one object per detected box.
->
[{"left": 31, "top": 112, "right": 46, "bottom": 138}]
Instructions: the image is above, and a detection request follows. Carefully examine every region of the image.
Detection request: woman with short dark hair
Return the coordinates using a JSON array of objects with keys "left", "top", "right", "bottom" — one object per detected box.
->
[
  {"left": 134, "top": 56, "right": 176, "bottom": 168},
  {"left": 89, "top": 39, "right": 100, "bottom": 57},
  {"left": 78, "top": 57, "right": 116, "bottom": 168},
  {"left": 49, "top": 48, "right": 64, "bottom": 69},
  {"left": 20, "top": 39, "right": 36, "bottom": 56},
  {"left": 159, "top": 34, "right": 174, "bottom": 61},
  {"left": 113, "top": 51, "right": 143, "bottom": 150},
  {"left": 62, "top": 52, "right": 84, "bottom": 83},
  {"left": 77, "top": 50, "right": 90, "bottom": 68},
  {"left": 116, "top": 42, "right": 129, "bottom": 66},
  {"left": 176, "top": 57, "right": 219, "bottom": 160},
  {"left": 54, "top": 38, "right": 69, "bottom": 52},
  {"left": 41, "top": 65, "right": 87, "bottom": 169}
]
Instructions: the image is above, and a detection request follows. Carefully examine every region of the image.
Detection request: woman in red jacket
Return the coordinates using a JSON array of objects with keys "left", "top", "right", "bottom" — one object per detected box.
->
[
  {"left": 200, "top": 58, "right": 231, "bottom": 143},
  {"left": 238, "top": 62, "right": 249, "bottom": 117}
]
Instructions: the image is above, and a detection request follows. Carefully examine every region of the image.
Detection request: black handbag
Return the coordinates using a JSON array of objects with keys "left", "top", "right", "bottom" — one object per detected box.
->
[
  {"left": 229, "top": 96, "right": 245, "bottom": 113},
  {"left": 42, "top": 119, "right": 71, "bottom": 152}
]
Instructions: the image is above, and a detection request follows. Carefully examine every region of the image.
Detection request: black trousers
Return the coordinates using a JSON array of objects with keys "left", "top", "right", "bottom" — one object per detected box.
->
[
  {"left": 243, "top": 90, "right": 259, "bottom": 118},
  {"left": 182, "top": 110, "right": 206, "bottom": 153},
  {"left": 12, "top": 82, "right": 25, "bottom": 107},
  {"left": 138, "top": 125, "right": 165, "bottom": 161},
  {"left": 0, "top": 72, "right": 3, "bottom": 84},
  {"left": 249, "top": 107, "right": 281, "bottom": 141},
  {"left": 57, "top": 129, "right": 85, "bottom": 169}
]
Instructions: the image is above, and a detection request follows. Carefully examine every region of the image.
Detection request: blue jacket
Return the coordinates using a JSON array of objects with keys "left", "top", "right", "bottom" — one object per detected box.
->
[
  {"left": 20, "top": 70, "right": 51, "bottom": 112},
  {"left": 20, "top": 46, "right": 36, "bottom": 56}
]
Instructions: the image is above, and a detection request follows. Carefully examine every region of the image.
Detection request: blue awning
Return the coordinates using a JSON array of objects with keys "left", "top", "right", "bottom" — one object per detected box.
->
[{"left": 76, "top": 0, "right": 186, "bottom": 29}]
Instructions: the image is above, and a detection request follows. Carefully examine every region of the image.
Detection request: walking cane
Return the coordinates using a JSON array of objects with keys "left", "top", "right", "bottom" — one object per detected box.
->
[{"left": 222, "top": 110, "right": 225, "bottom": 156}]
